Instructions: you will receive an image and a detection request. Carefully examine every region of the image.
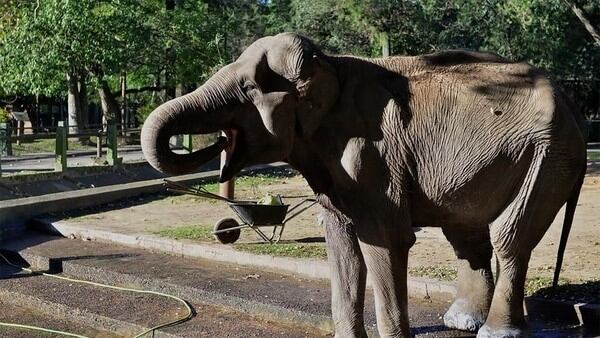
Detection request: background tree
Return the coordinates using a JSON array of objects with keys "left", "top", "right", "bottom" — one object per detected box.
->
[{"left": 1, "top": 0, "right": 598, "bottom": 126}]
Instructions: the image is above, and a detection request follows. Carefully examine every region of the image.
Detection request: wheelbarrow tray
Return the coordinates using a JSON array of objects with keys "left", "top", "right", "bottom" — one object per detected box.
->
[{"left": 229, "top": 202, "right": 289, "bottom": 225}]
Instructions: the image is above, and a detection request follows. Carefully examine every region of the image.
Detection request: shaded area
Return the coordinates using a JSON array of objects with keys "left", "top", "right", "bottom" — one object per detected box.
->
[{"left": 532, "top": 281, "right": 600, "bottom": 304}]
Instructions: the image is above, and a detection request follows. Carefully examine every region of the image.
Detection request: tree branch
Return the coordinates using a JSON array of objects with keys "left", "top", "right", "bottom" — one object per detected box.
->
[
  {"left": 125, "top": 86, "right": 163, "bottom": 95},
  {"left": 564, "top": 0, "right": 600, "bottom": 46}
]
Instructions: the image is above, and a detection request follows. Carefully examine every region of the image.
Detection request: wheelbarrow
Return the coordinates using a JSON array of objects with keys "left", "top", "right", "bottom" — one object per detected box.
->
[{"left": 164, "top": 179, "right": 317, "bottom": 244}]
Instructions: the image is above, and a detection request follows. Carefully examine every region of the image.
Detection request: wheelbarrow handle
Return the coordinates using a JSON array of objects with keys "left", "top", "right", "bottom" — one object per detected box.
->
[{"left": 283, "top": 198, "right": 318, "bottom": 224}]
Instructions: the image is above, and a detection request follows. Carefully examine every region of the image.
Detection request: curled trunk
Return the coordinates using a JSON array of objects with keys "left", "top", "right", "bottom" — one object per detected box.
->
[{"left": 141, "top": 85, "right": 231, "bottom": 176}]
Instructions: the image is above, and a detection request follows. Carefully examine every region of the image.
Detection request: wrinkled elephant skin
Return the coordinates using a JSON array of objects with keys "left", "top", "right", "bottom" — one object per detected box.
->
[{"left": 141, "top": 33, "right": 587, "bottom": 337}]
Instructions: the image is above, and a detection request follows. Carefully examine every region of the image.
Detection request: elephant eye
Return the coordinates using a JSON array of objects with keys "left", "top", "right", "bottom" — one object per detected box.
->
[{"left": 242, "top": 81, "right": 258, "bottom": 93}]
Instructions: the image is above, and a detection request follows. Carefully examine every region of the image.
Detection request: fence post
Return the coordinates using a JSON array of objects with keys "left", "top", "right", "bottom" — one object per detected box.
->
[
  {"left": 106, "top": 119, "right": 122, "bottom": 166},
  {"left": 182, "top": 134, "right": 193, "bottom": 153},
  {"left": 96, "top": 135, "right": 102, "bottom": 158},
  {"left": 55, "top": 121, "right": 67, "bottom": 172},
  {"left": 0, "top": 122, "right": 13, "bottom": 157}
]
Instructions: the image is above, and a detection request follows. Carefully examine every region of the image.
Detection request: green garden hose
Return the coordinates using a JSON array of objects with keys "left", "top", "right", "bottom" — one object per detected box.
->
[{"left": 0, "top": 252, "right": 193, "bottom": 337}]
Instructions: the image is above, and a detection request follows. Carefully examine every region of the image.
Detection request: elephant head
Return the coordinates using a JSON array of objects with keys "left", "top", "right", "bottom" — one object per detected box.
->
[{"left": 141, "top": 33, "right": 339, "bottom": 181}]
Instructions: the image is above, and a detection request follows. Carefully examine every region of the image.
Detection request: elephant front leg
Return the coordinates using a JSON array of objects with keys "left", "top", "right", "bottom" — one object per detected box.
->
[
  {"left": 323, "top": 211, "right": 368, "bottom": 338},
  {"left": 442, "top": 228, "right": 494, "bottom": 332},
  {"left": 356, "top": 221, "right": 415, "bottom": 338}
]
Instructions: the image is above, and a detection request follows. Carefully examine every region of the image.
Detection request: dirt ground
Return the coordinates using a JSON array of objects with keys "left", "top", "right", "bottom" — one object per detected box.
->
[{"left": 63, "top": 162, "right": 600, "bottom": 284}]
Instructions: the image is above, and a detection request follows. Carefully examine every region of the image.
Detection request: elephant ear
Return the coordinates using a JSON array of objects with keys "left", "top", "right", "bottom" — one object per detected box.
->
[{"left": 271, "top": 34, "right": 339, "bottom": 137}]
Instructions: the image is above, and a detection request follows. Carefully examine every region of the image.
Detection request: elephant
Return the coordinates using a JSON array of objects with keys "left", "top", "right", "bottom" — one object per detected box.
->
[{"left": 141, "top": 33, "right": 587, "bottom": 337}]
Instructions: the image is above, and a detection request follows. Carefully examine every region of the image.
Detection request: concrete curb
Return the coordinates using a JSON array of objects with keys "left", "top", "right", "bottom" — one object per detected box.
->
[
  {"left": 0, "top": 162, "right": 288, "bottom": 228},
  {"left": 0, "top": 289, "right": 179, "bottom": 338},
  {"left": 35, "top": 219, "right": 458, "bottom": 299},
  {"left": 0, "top": 169, "right": 220, "bottom": 226}
]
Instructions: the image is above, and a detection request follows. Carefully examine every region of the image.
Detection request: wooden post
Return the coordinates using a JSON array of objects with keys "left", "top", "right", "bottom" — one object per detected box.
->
[
  {"left": 55, "top": 121, "right": 67, "bottom": 172},
  {"left": 381, "top": 32, "right": 390, "bottom": 57},
  {"left": 120, "top": 73, "right": 128, "bottom": 135},
  {"left": 182, "top": 134, "right": 193, "bottom": 153},
  {"left": 0, "top": 123, "right": 5, "bottom": 177},
  {"left": 16, "top": 120, "right": 23, "bottom": 146},
  {"left": 106, "top": 119, "right": 122, "bottom": 166},
  {"left": 96, "top": 135, "right": 102, "bottom": 158},
  {"left": 0, "top": 122, "right": 12, "bottom": 157},
  {"left": 219, "top": 132, "right": 235, "bottom": 199}
]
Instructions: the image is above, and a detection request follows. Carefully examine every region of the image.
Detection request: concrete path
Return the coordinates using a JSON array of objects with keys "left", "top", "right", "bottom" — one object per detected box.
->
[
  {"left": 0, "top": 301, "right": 115, "bottom": 338},
  {"left": 0, "top": 232, "right": 592, "bottom": 337}
]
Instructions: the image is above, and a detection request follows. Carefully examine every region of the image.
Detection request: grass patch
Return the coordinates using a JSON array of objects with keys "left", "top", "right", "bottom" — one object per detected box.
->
[
  {"left": 529, "top": 279, "right": 599, "bottom": 303},
  {"left": 407, "top": 267, "right": 587, "bottom": 300},
  {"left": 588, "top": 151, "right": 600, "bottom": 161},
  {"left": 154, "top": 224, "right": 214, "bottom": 241},
  {"left": 409, "top": 265, "right": 458, "bottom": 281},
  {"left": 193, "top": 167, "right": 300, "bottom": 194},
  {"left": 235, "top": 243, "right": 327, "bottom": 259},
  {"left": 12, "top": 139, "right": 94, "bottom": 155},
  {"left": 524, "top": 276, "right": 573, "bottom": 296}
]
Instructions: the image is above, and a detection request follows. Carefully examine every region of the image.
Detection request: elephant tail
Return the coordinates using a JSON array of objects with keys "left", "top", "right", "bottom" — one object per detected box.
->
[{"left": 552, "top": 170, "right": 585, "bottom": 288}]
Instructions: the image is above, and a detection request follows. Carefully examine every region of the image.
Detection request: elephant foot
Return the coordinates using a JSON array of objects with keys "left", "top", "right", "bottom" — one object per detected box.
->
[
  {"left": 476, "top": 324, "right": 528, "bottom": 338},
  {"left": 443, "top": 299, "right": 486, "bottom": 332},
  {"left": 332, "top": 327, "right": 367, "bottom": 338}
]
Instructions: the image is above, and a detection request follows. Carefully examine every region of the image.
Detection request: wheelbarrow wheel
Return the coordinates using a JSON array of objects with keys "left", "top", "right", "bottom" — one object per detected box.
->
[{"left": 213, "top": 218, "right": 241, "bottom": 244}]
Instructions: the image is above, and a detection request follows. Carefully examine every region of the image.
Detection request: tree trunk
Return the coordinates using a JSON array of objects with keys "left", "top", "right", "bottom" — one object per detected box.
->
[
  {"left": 78, "top": 77, "right": 89, "bottom": 128},
  {"left": 67, "top": 73, "right": 81, "bottom": 135},
  {"left": 77, "top": 76, "right": 90, "bottom": 144},
  {"left": 564, "top": 0, "right": 600, "bottom": 46},
  {"left": 97, "top": 77, "right": 121, "bottom": 125}
]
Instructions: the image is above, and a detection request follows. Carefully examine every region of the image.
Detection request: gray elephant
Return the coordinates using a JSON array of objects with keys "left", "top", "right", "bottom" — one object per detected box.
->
[{"left": 141, "top": 33, "right": 587, "bottom": 337}]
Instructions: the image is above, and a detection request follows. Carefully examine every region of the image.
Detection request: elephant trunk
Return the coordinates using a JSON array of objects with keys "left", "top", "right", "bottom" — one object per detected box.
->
[{"left": 141, "top": 83, "right": 233, "bottom": 176}]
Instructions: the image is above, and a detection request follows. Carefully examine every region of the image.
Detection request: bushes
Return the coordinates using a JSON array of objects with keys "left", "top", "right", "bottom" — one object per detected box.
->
[{"left": 0, "top": 107, "right": 9, "bottom": 123}]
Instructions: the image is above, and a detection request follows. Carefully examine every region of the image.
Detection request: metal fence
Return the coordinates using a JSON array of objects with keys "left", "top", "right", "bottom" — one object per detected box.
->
[{"left": 0, "top": 121, "right": 141, "bottom": 177}]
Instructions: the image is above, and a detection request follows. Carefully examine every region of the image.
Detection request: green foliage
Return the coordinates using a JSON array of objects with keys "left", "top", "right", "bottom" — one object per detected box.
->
[
  {"left": 135, "top": 101, "right": 158, "bottom": 125},
  {"left": 288, "top": 0, "right": 374, "bottom": 55},
  {"left": 0, "top": 0, "right": 598, "bottom": 118},
  {"left": 0, "top": 107, "right": 8, "bottom": 123},
  {"left": 277, "top": 0, "right": 599, "bottom": 80},
  {"left": 0, "top": 0, "right": 223, "bottom": 108}
]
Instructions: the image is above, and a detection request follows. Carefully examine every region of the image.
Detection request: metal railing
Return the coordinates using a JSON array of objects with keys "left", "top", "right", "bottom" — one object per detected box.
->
[{"left": 0, "top": 121, "right": 145, "bottom": 177}]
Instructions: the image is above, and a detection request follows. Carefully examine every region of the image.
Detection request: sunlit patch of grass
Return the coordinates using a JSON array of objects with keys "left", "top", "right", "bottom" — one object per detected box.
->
[
  {"left": 528, "top": 278, "right": 599, "bottom": 303},
  {"left": 192, "top": 167, "right": 300, "bottom": 195},
  {"left": 524, "top": 276, "right": 572, "bottom": 296},
  {"left": 234, "top": 243, "right": 327, "bottom": 259},
  {"left": 588, "top": 151, "right": 600, "bottom": 161},
  {"left": 408, "top": 265, "right": 458, "bottom": 281},
  {"left": 154, "top": 224, "right": 214, "bottom": 241},
  {"left": 12, "top": 139, "right": 94, "bottom": 155}
]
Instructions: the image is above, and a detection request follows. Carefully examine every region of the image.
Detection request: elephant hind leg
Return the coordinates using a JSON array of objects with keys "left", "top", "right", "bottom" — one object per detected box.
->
[
  {"left": 480, "top": 146, "right": 582, "bottom": 338},
  {"left": 442, "top": 228, "right": 494, "bottom": 332}
]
